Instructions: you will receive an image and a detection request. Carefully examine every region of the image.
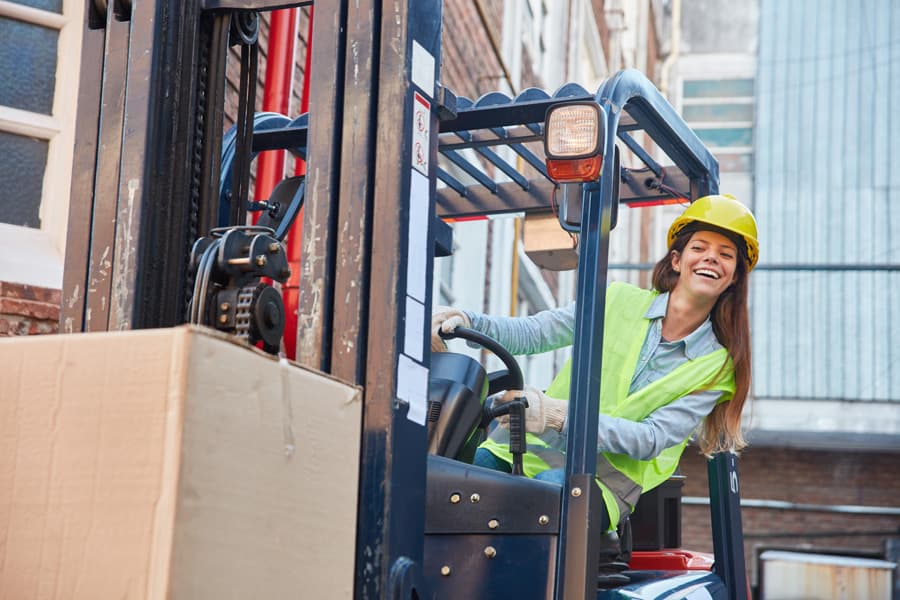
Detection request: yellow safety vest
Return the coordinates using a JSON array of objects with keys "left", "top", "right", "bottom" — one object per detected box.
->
[{"left": 480, "top": 282, "right": 736, "bottom": 529}]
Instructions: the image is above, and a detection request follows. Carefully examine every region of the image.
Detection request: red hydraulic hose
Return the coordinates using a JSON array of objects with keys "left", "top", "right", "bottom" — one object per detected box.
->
[
  {"left": 255, "top": 8, "right": 300, "bottom": 357},
  {"left": 255, "top": 9, "right": 298, "bottom": 201}
]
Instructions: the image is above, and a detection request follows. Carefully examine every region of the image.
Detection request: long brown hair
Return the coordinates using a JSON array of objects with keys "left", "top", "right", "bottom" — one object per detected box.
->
[{"left": 651, "top": 228, "right": 751, "bottom": 454}]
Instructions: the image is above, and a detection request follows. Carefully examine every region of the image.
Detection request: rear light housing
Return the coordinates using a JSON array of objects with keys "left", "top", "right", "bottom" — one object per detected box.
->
[{"left": 544, "top": 102, "right": 606, "bottom": 183}]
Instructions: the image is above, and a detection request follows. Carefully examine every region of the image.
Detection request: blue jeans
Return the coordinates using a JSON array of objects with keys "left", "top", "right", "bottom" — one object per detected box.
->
[{"left": 473, "top": 448, "right": 565, "bottom": 484}]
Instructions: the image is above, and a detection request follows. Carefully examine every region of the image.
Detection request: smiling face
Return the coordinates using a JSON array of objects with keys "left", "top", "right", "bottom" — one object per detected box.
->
[{"left": 670, "top": 229, "right": 739, "bottom": 301}]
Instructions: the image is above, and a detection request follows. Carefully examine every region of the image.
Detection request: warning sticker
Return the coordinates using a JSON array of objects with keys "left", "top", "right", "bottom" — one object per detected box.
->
[{"left": 412, "top": 92, "right": 431, "bottom": 176}]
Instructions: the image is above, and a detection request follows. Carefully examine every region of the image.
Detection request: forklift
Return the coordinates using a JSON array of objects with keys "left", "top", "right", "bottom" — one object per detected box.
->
[{"left": 62, "top": 1, "right": 748, "bottom": 597}]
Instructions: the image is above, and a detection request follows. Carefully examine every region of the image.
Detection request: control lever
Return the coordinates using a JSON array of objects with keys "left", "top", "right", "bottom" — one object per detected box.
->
[{"left": 483, "top": 395, "right": 529, "bottom": 475}]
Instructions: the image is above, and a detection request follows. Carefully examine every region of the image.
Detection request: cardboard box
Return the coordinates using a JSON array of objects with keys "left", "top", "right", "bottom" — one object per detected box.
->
[
  {"left": 0, "top": 326, "right": 362, "bottom": 599},
  {"left": 523, "top": 212, "right": 579, "bottom": 271}
]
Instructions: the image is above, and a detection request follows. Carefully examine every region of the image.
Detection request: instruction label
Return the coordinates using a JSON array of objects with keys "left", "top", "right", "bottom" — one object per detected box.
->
[{"left": 412, "top": 92, "right": 431, "bottom": 176}]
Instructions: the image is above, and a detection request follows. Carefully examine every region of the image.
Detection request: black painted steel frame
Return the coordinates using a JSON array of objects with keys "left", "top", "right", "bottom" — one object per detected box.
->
[{"left": 293, "top": 1, "right": 443, "bottom": 597}]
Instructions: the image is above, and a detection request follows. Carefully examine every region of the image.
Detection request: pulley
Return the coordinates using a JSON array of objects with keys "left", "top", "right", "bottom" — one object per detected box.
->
[{"left": 188, "top": 225, "right": 291, "bottom": 354}]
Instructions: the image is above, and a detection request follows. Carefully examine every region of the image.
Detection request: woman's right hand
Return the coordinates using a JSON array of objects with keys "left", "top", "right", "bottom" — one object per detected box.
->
[
  {"left": 493, "top": 386, "right": 568, "bottom": 434},
  {"left": 430, "top": 306, "right": 470, "bottom": 352}
]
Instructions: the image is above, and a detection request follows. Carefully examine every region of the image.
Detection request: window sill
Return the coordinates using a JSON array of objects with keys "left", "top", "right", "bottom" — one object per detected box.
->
[{"left": 0, "top": 223, "right": 63, "bottom": 290}]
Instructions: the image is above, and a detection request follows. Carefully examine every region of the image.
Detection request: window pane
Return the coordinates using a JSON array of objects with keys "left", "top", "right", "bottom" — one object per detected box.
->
[
  {"left": 694, "top": 127, "right": 753, "bottom": 147},
  {"left": 11, "top": 0, "right": 62, "bottom": 12},
  {"left": 0, "top": 18, "right": 58, "bottom": 115},
  {"left": 683, "top": 103, "right": 753, "bottom": 122},
  {"left": 683, "top": 79, "right": 754, "bottom": 98},
  {"left": 715, "top": 152, "right": 753, "bottom": 173},
  {"left": 0, "top": 131, "right": 47, "bottom": 229}
]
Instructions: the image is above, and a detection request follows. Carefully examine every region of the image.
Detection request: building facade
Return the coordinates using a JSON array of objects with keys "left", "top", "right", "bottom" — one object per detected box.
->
[
  {"left": 437, "top": 0, "right": 666, "bottom": 386},
  {"left": 669, "top": 0, "right": 900, "bottom": 593}
]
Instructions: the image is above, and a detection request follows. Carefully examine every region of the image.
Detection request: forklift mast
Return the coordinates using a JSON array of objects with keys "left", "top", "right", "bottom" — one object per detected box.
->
[{"left": 62, "top": 1, "right": 747, "bottom": 598}]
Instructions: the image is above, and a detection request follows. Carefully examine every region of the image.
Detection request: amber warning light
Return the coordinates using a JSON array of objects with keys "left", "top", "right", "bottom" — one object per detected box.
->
[{"left": 543, "top": 102, "right": 606, "bottom": 183}]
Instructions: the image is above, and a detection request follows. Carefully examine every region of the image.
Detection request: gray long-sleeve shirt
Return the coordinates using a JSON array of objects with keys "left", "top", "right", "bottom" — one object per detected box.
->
[{"left": 464, "top": 292, "right": 724, "bottom": 460}]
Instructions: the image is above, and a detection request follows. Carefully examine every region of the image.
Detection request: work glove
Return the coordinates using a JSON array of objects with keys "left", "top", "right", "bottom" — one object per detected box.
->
[
  {"left": 494, "top": 386, "right": 568, "bottom": 434},
  {"left": 430, "top": 306, "right": 471, "bottom": 353}
]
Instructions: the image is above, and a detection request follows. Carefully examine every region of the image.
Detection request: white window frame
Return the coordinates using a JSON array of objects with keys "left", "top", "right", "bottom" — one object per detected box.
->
[
  {"left": 673, "top": 54, "right": 756, "bottom": 226},
  {"left": 0, "top": 0, "right": 84, "bottom": 289},
  {"left": 675, "top": 54, "right": 756, "bottom": 171}
]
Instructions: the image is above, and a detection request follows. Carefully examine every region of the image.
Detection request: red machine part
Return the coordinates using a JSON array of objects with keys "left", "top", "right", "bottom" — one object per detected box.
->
[
  {"left": 255, "top": 7, "right": 313, "bottom": 359},
  {"left": 629, "top": 550, "right": 715, "bottom": 572}
]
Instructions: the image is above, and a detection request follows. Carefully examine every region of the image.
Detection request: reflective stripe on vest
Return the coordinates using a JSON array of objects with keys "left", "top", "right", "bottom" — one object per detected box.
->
[{"left": 480, "top": 282, "right": 736, "bottom": 528}]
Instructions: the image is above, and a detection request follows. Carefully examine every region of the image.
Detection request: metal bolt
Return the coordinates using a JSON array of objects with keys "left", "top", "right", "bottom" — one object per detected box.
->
[
  {"left": 255, "top": 254, "right": 268, "bottom": 267},
  {"left": 268, "top": 242, "right": 280, "bottom": 253},
  {"left": 470, "top": 493, "right": 480, "bottom": 503},
  {"left": 440, "top": 566, "right": 451, "bottom": 576},
  {"left": 219, "top": 314, "right": 228, "bottom": 324},
  {"left": 571, "top": 487, "right": 582, "bottom": 498},
  {"left": 280, "top": 268, "right": 292, "bottom": 280},
  {"left": 538, "top": 515, "right": 550, "bottom": 526},
  {"left": 487, "top": 519, "right": 499, "bottom": 530},
  {"left": 220, "top": 302, "right": 230, "bottom": 312},
  {"left": 449, "top": 493, "right": 461, "bottom": 504},
  {"left": 483, "top": 546, "right": 497, "bottom": 559}
]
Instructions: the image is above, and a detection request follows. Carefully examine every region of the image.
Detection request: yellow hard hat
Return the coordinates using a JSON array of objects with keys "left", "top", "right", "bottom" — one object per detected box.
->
[{"left": 667, "top": 194, "right": 760, "bottom": 270}]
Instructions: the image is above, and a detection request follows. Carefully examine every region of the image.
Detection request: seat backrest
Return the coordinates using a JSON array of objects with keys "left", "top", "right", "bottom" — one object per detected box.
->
[{"left": 426, "top": 352, "right": 488, "bottom": 462}]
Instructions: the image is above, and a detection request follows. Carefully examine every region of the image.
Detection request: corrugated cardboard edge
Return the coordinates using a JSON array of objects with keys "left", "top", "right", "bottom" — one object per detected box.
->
[
  {"left": 171, "top": 325, "right": 363, "bottom": 598},
  {"left": 147, "top": 327, "right": 189, "bottom": 600},
  {"left": 176, "top": 324, "right": 363, "bottom": 392}
]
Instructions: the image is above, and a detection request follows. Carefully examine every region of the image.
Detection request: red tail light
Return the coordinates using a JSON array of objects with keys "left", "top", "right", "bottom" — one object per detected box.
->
[{"left": 546, "top": 156, "right": 603, "bottom": 183}]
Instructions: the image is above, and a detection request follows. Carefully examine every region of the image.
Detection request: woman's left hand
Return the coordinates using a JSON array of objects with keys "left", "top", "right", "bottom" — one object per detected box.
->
[{"left": 494, "top": 386, "right": 568, "bottom": 434}]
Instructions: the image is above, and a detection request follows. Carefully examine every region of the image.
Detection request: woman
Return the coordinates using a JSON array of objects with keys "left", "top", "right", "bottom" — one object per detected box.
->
[{"left": 430, "top": 194, "right": 758, "bottom": 532}]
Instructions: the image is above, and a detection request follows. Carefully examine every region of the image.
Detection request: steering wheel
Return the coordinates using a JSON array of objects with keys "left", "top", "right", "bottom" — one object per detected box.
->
[{"left": 438, "top": 327, "right": 530, "bottom": 475}]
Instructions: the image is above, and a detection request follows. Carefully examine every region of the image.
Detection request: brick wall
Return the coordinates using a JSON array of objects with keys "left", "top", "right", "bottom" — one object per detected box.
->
[
  {"left": 223, "top": 9, "right": 312, "bottom": 130},
  {"left": 0, "top": 282, "right": 60, "bottom": 336},
  {"left": 677, "top": 446, "right": 900, "bottom": 588},
  {"left": 442, "top": 0, "right": 506, "bottom": 100},
  {"left": 441, "top": 1, "right": 563, "bottom": 306}
]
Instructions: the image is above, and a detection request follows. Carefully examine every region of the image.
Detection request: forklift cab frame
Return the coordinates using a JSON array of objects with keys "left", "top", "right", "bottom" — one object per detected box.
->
[{"left": 424, "top": 68, "right": 748, "bottom": 599}]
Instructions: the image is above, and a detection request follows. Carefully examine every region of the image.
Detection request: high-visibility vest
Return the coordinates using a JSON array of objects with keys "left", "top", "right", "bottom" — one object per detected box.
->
[{"left": 480, "top": 282, "right": 736, "bottom": 529}]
